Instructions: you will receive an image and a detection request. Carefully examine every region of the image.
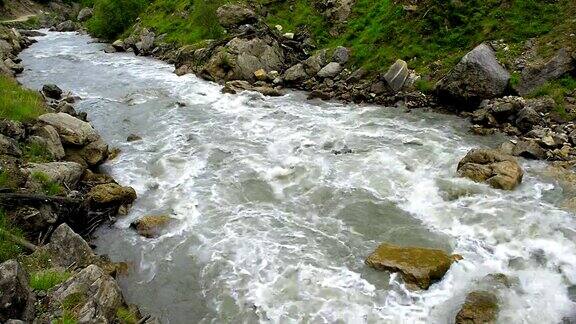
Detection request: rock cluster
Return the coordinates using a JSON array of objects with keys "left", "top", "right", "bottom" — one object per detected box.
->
[{"left": 457, "top": 148, "right": 524, "bottom": 190}]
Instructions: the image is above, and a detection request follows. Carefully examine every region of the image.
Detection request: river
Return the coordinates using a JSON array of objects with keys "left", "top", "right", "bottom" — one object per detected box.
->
[{"left": 17, "top": 31, "right": 576, "bottom": 323}]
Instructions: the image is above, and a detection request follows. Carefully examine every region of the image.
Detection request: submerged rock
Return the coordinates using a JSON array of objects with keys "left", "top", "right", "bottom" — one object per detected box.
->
[
  {"left": 455, "top": 290, "right": 499, "bottom": 324},
  {"left": 437, "top": 44, "right": 510, "bottom": 107},
  {"left": 365, "top": 243, "right": 460, "bottom": 289},
  {"left": 457, "top": 148, "right": 523, "bottom": 190},
  {"left": 131, "top": 215, "right": 174, "bottom": 238}
]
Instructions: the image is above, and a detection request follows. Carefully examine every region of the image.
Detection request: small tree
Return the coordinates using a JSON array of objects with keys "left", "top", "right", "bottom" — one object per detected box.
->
[{"left": 87, "top": 0, "right": 148, "bottom": 40}]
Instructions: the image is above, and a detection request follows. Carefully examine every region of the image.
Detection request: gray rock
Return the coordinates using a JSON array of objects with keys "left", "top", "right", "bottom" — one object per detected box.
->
[
  {"left": 38, "top": 113, "right": 99, "bottom": 145},
  {"left": 40, "top": 224, "right": 96, "bottom": 268},
  {"left": 516, "top": 48, "right": 575, "bottom": 96},
  {"left": 127, "top": 134, "right": 142, "bottom": 142},
  {"left": 26, "top": 161, "right": 85, "bottom": 187},
  {"left": 284, "top": 63, "right": 308, "bottom": 83},
  {"left": 112, "top": 40, "right": 125, "bottom": 52},
  {"left": 53, "top": 20, "right": 76, "bottom": 32},
  {"left": 515, "top": 106, "right": 541, "bottom": 133},
  {"left": 525, "top": 96, "right": 556, "bottom": 113},
  {"left": 77, "top": 7, "right": 93, "bottom": 22},
  {"left": 437, "top": 43, "right": 510, "bottom": 107},
  {"left": 49, "top": 264, "right": 123, "bottom": 323},
  {"left": 65, "top": 138, "right": 109, "bottom": 167},
  {"left": 216, "top": 4, "right": 257, "bottom": 28},
  {"left": 0, "top": 260, "right": 34, "bottom": 322},
  {"left": 12, "top": 205, "right": 58, "bottom": 235},
  {"left": 3, "top": 59, "right": 23, "bottom": 74},
  {"left": 512, "top": 140, "right": 547, "bottom": 160},
  {"left": 332, "top": 46, "right": 350, "bottom": 64},
  {"left": 42, "top": 84, "right": 63, "bottom": 100},
  {"left": 347, "top": 67, "right": 367, "bottom": 83},
  {"left": 384, "top": 59, "right": 409, "bottom": 93},
  {"left": 0, "top": 119, "right": 24, "bottom": 140},
  {"left": 0, "top": 134, "right": 21, "bottom": 157},
  {"left": 317, "top": 62, "right": 343, "bottom": 78},
  {"left": 33, "top": 125, "right": 66, "bottom": 160},
  {"left": 303, "top": 50, "right": 327, "bottom": 76},
  {"left": 135, "top": 30, "right": 155, "bottom": 56}
]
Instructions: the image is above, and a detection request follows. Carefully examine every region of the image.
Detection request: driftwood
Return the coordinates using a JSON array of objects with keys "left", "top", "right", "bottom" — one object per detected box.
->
[{"left": 0, "top": 192, "right": 83, "bottom": 206}]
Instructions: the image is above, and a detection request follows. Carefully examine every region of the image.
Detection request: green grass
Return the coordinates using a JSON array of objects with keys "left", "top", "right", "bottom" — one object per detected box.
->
[
  {"left": 52, "top": 312, "right": 78, "bottom": 324},
  {"left": 0, "top": 75, "right": 45, "bottom": 121},
  {"left": 116, "top": 307, "right": 138, "bottom": 324},
  {"left": 29, "top": 269, "right": 71, "bottom": 291},
  {"left": 0, "top": 210, "right": 24, "bottom": 263},
  {"left": 22, "top": 142, "right": 54, "bottom": 163},
  {"left": 135, "top": 0, "right": 225, "bottom": 45},
  {"left": 528, "top": 75, "right": 576, "bottom": 120},
  {"left": 31, "top": 171, "right": 64, "bottom": 196}
]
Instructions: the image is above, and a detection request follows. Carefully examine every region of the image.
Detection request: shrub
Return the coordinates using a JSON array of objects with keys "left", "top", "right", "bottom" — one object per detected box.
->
[
  {"left": 29, "top": 269, "right": 71, "bottom": 291},
  {"left": 87, "top": 0, "right": 148, "bottom": 40},
  {"left": 0, "top": 76, "right": 45, "bottom": 122}
]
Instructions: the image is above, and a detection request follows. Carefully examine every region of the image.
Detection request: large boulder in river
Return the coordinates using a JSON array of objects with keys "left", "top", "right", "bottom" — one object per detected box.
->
[
  {"left": 515, "top": 48, "right": 575, "bottom": 96},
  {"left": 437, "top": 44, "right": 510, "bottom": 107},
  {"left": 365, "top": 243, "right": 461, "bottom": 289},
  {"left": 457, "top": 148, "right": 523, "bottom": 190},
  {"left": 48, "top": 264, "right": 123, "bottom": 323},
  {"left": 0, "top": 260, "right": 35, "bottom": 322},
  {"left": 131, "top": 215, "right": 175, "bottom": 238},
  {"left": 455, "top": 290, "right": 499, "bottom": 324},
  {"left": 42, "top": 84, "right": 63, "bottom": 100},
  {"left": 216, "top": 4, "right": 257, "bottom": 29},
  {"left": 38, "top": 113, "right": 99, "bottom": 145}
]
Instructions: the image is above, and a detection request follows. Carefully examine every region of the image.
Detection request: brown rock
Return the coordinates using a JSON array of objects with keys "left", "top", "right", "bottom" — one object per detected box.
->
[
  {"left": 131, "top": 215, "right": 174, "bottom": 238},
  {"left": 87, "top": 183, "right": 136, "bottom": 205},
  {"left": 455, "top": 291, "right": 499, "bottom": 324},
  {"left": 365, "top": 243, "right": 460, "bottom": 289},
  {"left": 457, "top": 148, "right": 523, "bottom": 190}
]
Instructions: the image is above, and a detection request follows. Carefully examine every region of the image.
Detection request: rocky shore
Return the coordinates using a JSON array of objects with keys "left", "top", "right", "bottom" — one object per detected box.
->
[
  {"left": 0, "top": 24, "right": 158, "bottom": 323},
  {"left": 4, "top": 1, "right": 575, "bottom": 322}
]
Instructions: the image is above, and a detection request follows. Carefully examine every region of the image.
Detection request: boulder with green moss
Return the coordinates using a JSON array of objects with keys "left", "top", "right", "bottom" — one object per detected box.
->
[
  {"left": 87, "top": 183, "right": 137, "bottom": 206},
  {"left": 365, "top": 243, "right": 461, "bottom": 289}
]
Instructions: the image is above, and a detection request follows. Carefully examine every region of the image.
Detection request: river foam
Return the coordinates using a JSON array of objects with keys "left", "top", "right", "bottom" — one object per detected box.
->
[{"left": 17, "top": 31, "right": 576, "bottom": 323}]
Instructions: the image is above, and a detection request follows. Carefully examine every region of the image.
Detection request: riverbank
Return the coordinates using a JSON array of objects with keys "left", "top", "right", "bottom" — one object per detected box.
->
[
  {"left": 78, "top": 0, "right": 576, "bottom": 166},
  {"left": 0, "top": 26, "right": 158, "bottom": 323}
]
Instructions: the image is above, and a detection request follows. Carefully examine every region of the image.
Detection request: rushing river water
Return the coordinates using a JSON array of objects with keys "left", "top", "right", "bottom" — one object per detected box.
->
[{"left": 17, "top": 31, "right": 576, "bottom": 323}]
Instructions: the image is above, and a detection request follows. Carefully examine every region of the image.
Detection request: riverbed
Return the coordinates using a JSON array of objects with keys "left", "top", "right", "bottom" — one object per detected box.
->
[{"left": 17, "top": 31, "right": 576, "bottom": 323}]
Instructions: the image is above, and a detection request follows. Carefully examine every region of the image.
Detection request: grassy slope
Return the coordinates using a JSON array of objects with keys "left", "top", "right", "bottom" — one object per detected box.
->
[{"left": 0, "top": 75, "right": 45, "bottom": 121}]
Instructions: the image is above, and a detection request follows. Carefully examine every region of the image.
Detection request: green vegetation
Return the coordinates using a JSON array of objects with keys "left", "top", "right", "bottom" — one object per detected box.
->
[
  {"left": 0, "top": 75, "right": 45, "bottom": 121},
  {"left": 0, "top": 210, "right": 24, "bottom": 263},
  {"left": 135, "top": 0, "right": 225, "bottom": 45},
  {"left": 22, "top": 142, "right": 54, "bottom": 163},
  {"left": 116, "top": 307, "right": 138, "bottom": 324},
  {"left": 528, "top": 76, "right": 576, "bottom": 120},
  {"left": 20, "top": 250, "right": 53, "bottom": 273},
  {"left": 53, "top": 311, "right": 78, "bottom": 324},
  {"left": 32, "top": 171, "right": 64, "bottom": 196},
  {"left": 29, "top": 269, "right": 71, "bottom": 291},
  {"left": 87, "top": 0, "right": 148, "bottom": 40}
]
